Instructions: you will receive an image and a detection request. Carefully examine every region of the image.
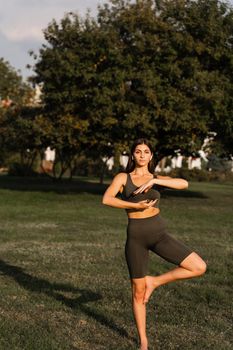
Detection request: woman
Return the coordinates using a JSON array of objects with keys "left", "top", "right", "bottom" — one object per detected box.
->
[{"left": 102, "top": 139, "right": 207, "bottom": 350}]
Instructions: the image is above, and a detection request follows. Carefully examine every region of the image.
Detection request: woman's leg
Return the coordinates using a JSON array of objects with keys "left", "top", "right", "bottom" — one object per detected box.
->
[
  {"left": 144, "top": 252, "right": 207, "bottom": 303},
  {"left": 125, "top": 227, "right": 149, "bottom": 348},
  {"left": 131, "top": 277, "right": 148, "bottom": 350}
]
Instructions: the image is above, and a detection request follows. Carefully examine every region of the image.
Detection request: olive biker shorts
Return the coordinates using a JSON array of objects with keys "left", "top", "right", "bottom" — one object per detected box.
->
[{"left": 125, "top": 214, "right": 193, "bottom": 279}]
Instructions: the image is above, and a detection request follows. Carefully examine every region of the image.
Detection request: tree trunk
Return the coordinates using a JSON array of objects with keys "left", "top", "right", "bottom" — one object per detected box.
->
[{"left": 99, "top": 158, "right": 108, "bottom": 184}]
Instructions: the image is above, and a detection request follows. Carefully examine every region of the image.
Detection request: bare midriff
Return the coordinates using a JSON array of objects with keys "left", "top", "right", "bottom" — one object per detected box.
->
[{"left": 127, "top": 206, "right": 160, "bottom": 219}]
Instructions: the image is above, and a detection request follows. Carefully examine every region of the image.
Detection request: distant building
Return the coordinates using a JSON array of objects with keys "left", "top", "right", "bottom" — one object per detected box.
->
[{"left": 44, "top": 147, "right": 55, "bottom": 162}]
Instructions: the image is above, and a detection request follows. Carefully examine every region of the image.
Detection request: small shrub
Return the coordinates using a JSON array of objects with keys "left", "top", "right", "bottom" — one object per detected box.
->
[{"left": 8, "top": 162, "right": 38, "bottom": 177}]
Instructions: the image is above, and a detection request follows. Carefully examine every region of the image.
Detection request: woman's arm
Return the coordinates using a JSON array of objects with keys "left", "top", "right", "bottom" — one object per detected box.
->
[
  {"left": 133, "top": 174, "right": 188, "bottom": 195},
  {"left": 102, "top": 173, "right": 157, "bottom": 209},
  {"left": 155, "top": 175, "right": 188, "bottom": 189}
]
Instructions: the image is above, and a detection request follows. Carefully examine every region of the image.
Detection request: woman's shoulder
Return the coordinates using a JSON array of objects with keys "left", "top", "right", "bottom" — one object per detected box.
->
[{"left": 112, "top": 172, "right": 128, "bottom": 183}]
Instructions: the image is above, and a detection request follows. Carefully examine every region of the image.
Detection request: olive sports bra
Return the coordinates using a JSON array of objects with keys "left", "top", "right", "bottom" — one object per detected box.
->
[{"left": 121, "top": 173, "right": 160, "bottom": 209}]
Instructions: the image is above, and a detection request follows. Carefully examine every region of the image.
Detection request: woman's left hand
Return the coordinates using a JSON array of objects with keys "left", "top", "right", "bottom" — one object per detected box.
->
[{"left": 133, "top": 179, "right": 155, "bottom": 195}]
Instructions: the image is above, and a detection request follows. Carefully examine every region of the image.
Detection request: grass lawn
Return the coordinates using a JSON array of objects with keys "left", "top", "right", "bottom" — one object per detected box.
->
[{"left": 0, "top": 176, "right": 232, "bottom": 350}]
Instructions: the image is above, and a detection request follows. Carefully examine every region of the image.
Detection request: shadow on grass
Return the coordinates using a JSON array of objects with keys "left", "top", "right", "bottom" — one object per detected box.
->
[
  {"left": 0, "top": 175, "right": 107, "bottom": 195},
  {"left": 0, "top": 259, "right": 136, "bottom": 345},
  {"left": 0, "top": 175, "right": 207, "bottom": 198}
]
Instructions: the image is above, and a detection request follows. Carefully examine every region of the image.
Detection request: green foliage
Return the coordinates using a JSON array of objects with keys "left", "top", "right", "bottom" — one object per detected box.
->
[
  {"left": 0, "top": 58, "right": 38, "bottom": 171},
  {"left": 32, "top": 14, "right": 108, "bottom": 178},
  {"left": 0, "top": 106, "right": 45, "bottom": 172},
  {"left": 0, "top": 58, "right": 29, "bottom": 104},
  {"left": 96, "top": 0, "right": 233, "bottom": 160},
  {"left": 30, "top": 0, "right": 233, "bottom": 169}
]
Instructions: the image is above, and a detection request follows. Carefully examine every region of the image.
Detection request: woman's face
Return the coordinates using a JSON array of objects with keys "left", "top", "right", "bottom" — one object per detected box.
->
[{"left": 133, "top": 144, "right": 152, "bottom": 167}]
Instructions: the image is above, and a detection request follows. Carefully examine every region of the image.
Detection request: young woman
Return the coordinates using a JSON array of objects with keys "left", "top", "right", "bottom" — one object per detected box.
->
[{"left": 102, "top": 139, "right": 207, "bottom": 350}]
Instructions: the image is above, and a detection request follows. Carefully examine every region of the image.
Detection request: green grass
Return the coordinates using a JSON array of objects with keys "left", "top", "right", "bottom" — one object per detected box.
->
[{"left": 0, "top": 176, "right": 232, "bottom": 350}]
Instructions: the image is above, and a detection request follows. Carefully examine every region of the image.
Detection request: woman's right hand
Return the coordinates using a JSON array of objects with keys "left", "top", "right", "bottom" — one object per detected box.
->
[{"left": 136, "top": 199, "right": 158, "bottom": 210}]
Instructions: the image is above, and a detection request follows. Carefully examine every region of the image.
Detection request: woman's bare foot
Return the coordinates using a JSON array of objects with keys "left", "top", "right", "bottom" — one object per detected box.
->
[{"left": 143, "top": 276, "right": 161, "bottom": 303}]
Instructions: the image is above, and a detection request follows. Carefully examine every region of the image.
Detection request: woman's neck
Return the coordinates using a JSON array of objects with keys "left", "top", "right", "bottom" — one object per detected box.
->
[{"left": 132, "top": 166, "right": 151, "bottom": 176}]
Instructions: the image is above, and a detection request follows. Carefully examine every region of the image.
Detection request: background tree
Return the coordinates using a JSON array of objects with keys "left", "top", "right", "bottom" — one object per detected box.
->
[
  {"left": 161, "top": 0, "right": 233, "bottom": 158},
  {"left": 97, "top": 0, "right": 233, "bottom": 161},
  {"left": 0, "top": 58, "right": 34, "bottom": 170},
  {"left": 31, "top": 14, "right": 113, "bottom": 179},
  {"left": 0, "top": 58, "right": 29, "bottom": 105},
  {"left": 31, "top": 0, "right": 233, "bottom": 180}
]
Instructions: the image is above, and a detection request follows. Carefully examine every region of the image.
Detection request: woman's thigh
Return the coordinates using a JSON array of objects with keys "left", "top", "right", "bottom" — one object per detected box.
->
[
  {"left": 150, "top": 233, "right": 194, "bottom": 266},
  {"left": 179, "top": 251, "right": 207, "bottom": 272}
]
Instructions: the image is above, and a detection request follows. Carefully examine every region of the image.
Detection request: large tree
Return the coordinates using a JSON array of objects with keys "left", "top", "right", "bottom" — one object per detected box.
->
[
  {"left": 97, "top": 0, "right": 233, "bottom": 160},
  {"left": 31, "top": 0, "right": 233, "bottom": 178},
  {"left": 160, "top": 0, "right": 233, "bottom": 158}
]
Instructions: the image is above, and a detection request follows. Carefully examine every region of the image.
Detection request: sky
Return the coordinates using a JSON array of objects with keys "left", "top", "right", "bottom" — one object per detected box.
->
[
  {"left": 0, "top": 0, "right": 105, "bottom": 80},
  {"left": 1, "top": 0, "right": 233, "bottom": 81}
]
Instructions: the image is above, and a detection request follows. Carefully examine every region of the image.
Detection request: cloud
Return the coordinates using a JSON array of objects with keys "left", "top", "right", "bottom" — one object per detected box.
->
[
  {"left": 0, "top": 0, "right": 104, "bottom": 41},
  {"left": 0, "top": 29, "right": 41, "bottom": 78},
  {"left": 0, "top": 0, "right": 105, "bottom": 78}
]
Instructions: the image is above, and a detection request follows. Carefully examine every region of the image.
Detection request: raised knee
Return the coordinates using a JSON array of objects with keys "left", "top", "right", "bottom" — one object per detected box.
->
[{"left": 193, "top": 261, "right": 207, "bottom": 276}]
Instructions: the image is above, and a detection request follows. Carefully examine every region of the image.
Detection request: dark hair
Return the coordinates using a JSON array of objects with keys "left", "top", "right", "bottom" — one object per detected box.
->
[{"left": 125, "top": 138, "right": 155, "bottom": 173}]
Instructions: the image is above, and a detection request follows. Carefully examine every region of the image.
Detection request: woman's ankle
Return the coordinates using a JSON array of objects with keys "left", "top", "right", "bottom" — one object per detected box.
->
[
  {"left": 140, "top": 339, "right": 148, "bottom": 350},
  {"left": 140, "top": 336, "right": 148, "bottom": 346}
]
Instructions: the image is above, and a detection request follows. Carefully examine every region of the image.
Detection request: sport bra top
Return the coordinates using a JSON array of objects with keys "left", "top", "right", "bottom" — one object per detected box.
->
[{"left": 121, "top": 173, "right": 160, "bottom": 210}]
